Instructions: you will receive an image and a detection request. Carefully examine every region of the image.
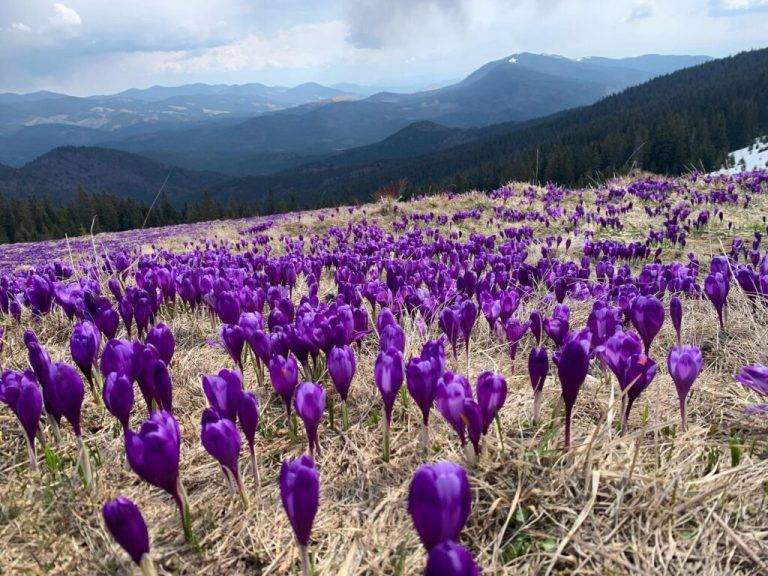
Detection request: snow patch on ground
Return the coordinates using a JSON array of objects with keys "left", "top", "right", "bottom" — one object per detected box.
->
[{"left": 716, "top": 136, "right": 768, "bottom": 174}]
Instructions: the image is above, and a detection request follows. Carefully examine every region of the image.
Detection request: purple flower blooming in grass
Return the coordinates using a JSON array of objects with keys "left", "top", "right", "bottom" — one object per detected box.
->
[
  {"left": 527, "top": 347, "right": 548, "bottom": 423},
  {"left": 294, "top": 382, "right": 326, "bottom": 456},
  {"left": 460, "top": 398, "right": 483, "bottom": 460},
  {"left": 440, "top": 307, "right": 461, "bottom": 359},
  {"left": 201, "top": 407, "right": 247, "bottom": 505},
  {"left": 147, "top": 323, "right": 175, "bottom": 365},
  {"left": 375, "top": 347, "right": 404, "bottom": 461},
  {"left": 543, "top": 304, "right": 570, "bottom": 348},
  {"left": 554, "top": 331, "right": 591, "bottom": 449},
  {"left": 102, "top": 372, "right": 134, "bottom": 430},
  {"left": 476, "top": 371, "right": 507, "bottom": 435},
  {"left": 70, "top": 321, "right": 100, "bottom": 399},
  {"left": 48, "top": 362, "right": 85, "bottom": 438},
  {"left": 629, "top": 295, "right": 664, "bottom": 354},
  {"left": 379, "top": 322, "right": 406, "bottom": 353},
  {"left": 202, "top": 369, "right": 243, "bottom": 422},
  {"left": 406, "top": 358, "right": 438, "bottom": 426},
  {"left": 436, "top": 372, "right": 473, "bottom": 447},
  {"left": 734, "top": 364, "right": 768, "bottom": 415},
  {"left": 587, "top": 301, "right": 620, "bottom": 350},
  {"left": 125, "top": 410, "right": 193, "bottom": 542},
  {"left": 269, "top": 354, "right": 300, "bottom": 418},
  {"left": 459, "top": 299, "right": 477, "bottom": 355},
  {"left": 237, "top": 391, "right": 261, "bottom": 486},
  {"left": 529, "top": 310, "right": 543, "bottom": 346},
  {"left": 408, "top": 461, "right": 471, "bottom": 550},
  {"left": 0, "top": 369, "right": 43, "bottom": 471},
  {"left": 280, "top": 455, "right": 320, "bottom": 575},
  {"left": 102, "top": 497, "right": 154, "bottom": 571},
  {"left": 667, "top": 345, "right": 703, "bottom": 431},
  {"left": 425, "top": 541, "right": 481, "bottom": 576},
  {"left": 327, "top": 345, "right": 356, "bottom": 403},
  {"left": 100, "top": 338, "right": 137, "bottom": 382}
]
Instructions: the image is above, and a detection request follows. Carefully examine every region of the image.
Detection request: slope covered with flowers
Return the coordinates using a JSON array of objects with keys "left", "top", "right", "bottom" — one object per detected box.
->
[{"left": 1, "top": 170, "right": 768, "bottom": 575}]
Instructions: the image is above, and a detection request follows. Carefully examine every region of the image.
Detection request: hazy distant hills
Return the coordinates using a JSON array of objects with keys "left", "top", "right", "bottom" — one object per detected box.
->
[
  {"left": 0, "top": 53, "right": 711, "bottom": 173},
  {"left": 0, "top": 146, "right": 229, "bottom": 205}
]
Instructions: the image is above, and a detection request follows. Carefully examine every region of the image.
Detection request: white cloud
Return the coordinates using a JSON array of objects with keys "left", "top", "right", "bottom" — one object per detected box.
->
[
  {"left": 49, "top": 3, "right": 82, "bottom": 27},
  {"left": 11, "top": 22, "right": 31, "bottom": 32},
  {"left": 157, "top": 21, "right": 351, "bottom": 73},
  {"left": 708, "top": 0, "right": 768, "bottom": 16}
]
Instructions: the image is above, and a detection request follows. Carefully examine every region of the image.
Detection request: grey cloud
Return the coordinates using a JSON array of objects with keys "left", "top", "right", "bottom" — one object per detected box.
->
[{"left": 344, "top": 0, "right": 467, "bottom": 49}]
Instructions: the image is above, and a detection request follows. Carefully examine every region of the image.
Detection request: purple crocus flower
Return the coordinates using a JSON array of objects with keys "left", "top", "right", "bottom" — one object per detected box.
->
[
  {"left": 407, "top": 461, "right": 471, "bottom": 550},
  {"left": 221, "top": 323, "right": 245, "bottom": 369},
  {"left": 147, "top": 323, "right": 175, "bottom": 365},
  {"left": 294, "top": 382, "right": 326, "bottom": 456},
  {"left": 379, "top": 322, "right": 406, "bottom": 353},
  {"left": 622, "top": 354, "right": 657, "bottom": 428},
  {"left": 530, "top": 310, "right": 543, "bottom": 346},
  {"left": 374, "top": 347, "right": 404, "bottom": 461},
  {"left": 543, "top": 304, "right": 570, "bottom": 347},
  {"left": 102, "top": 497, "right": 153, "bottom": 570},
  {"left": 49, "top": 362, "right": 85, "bottom": 437},
  {"left": 152, "top": 360, "right": 173, "bottom": 414},
  {"left": 527, "top": 346, "right": 548, "bottom": 423},
  {"left": 0, "top": 369, "right": 43, "bottom": 470},
  {"left": 425, "top": 542, "right": 481, "bottom": 576},
  {"left": 629, "top": 295, "right": 664, "bottom": 353},
  {"left": 704, "top": 272, "right": 729, "bottom": 329},
  {"left": 237, "top": 390, "right": 260, "bottom": 486},
  {"left": 476, "top": 371, "right": 507, "bottom": 434},
  {"left": 103, "top": 371, "right": 134, "bottom": 430},
  {"left": 554, "top": 332, "right": 591, "bottom": 449},
  {"left": 279, "top": 455, "right": 319, "bottom": 573},
  {"left": 201, "top": 407, "right": 247, "bottom": 505},
  {"left": 461, "top": 398, "right": 483, "bottom": 460},
  {"left": 406, "top": 357, "right": 438, "bottom": 427},
  {"left": 327, "top": 345, "right": 356, "bottom": 403},
  {"left": 70, "top": 321, "right": 101, "bottom": 398},
  {"left": 734, "top": 364, "right": 768, "bottom": 415},
  {"left": 100, "top": 339, "right": 136, "bottom": 382},
  {"left": 458, "top": 299, "right": 477, "bottom": 355},
  {"left": 125, "top": 410, "right": 193, "bottom": 541},
  {"left": 215, "top": 291, "right": 241, "bottom": 325},
  {"left": 269, "top": 354, "right": 300, "bottom": 417},
  {"left": 504, "top": 318, "right": 530, "bottom": 363},
  {"left": 587, "top": 301, "right": 620, "bottom": 350},
  {"left": 202, "top": 369, "right": 243, "bottom": 422},
  {"left": 439, "top": 307, "right": 461, "bottom": 358},
  {"left": 667, "top": 345, "right": 703, "bottom": 431},
  {"left": 669, "top": 296, "right": 683, "bottom": 346},
  {"left": 436, "top": 372, "right": 473, "bottom": 446}
]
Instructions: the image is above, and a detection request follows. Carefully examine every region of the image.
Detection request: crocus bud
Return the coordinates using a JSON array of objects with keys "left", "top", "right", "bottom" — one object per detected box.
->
[
  {"left": 280, "top": 455, "right": 319, "bottom": 559},
  {"left": 374, "top": 347, "right": 405, "bottom": 425},
  {"left": 125, "top": 410, "right": 181, "bottom": 496},
  {"left": 406, "top": 357, "right": 438, "bottom": 426},
  {"left": 221, "top": 324, "right": 245, "bottom": 369},
  {"left": 237, "top": 390, "right": 260, "bottom": 485},
  {"left": 100, "top": 339, "right": 136, "bottom": 381},
  {"left": 49, "top": 362, "right": 85, "bottom": 437},
  {"left": 629, "top": 295, "right": 664, "bottom": 354},
  {"left": 408, "top": 461, "right": 471, "bottom": 550},
  {"left": 327, "top": 345, "right": 356, "bottom": 402},
  {"left": 202, "top": 369, "right": 243, "bottom": 422},
  {"left": 458, "top": 299, "right": 477, "bottom": 354},
  {"left": 530, "top": 310, "right": 543, "bottom": 345},
  {"left": 527, "top": 346, "right": 548, "bottom": 423},
  {"left": 269, "top": 354, "right": 300, "bottom": 417},
  {"left": 102, "top": 497, "right": 152, "bottom": 568},
  {"left": 439, "top": 307, "right": 461, "bottom": 358},
  {"left": 379, "top": 322, "right": 406, "bottom": 353},
  {"left": 201, "top": 407, "right": 245, "bottom": 501},
  {"left": 0, "top": 369, "right": 43, "bottom": 470},
  {"left": 425, "top": 541, "right": 481, "bottom": 576},
  {"left": 669, "top": 296, "right": 683, "bottom": 345},
  {"left": 554, "top": 332, "right": 591, "bottom": 449},
  {"left": 667, "top": 345, "right": 703, "bottom": 430},
  {"left": 622, "top": 354, "right": 657, "bottom": 428},
  {"left": 70, "top": 321, "right": 100, "bottom": 392},
  {"left": 147, "top": 323, "right": 175, "bottom": 365},
  {"left": 294, "top": 382, "right": 326, "bottom": 456},
  {"left": 476, "top": 371, "right": 507, "bottom": 434},
  {"left": 704, "top": 272, "right": 729, "bottom": 329},
  {"left": 103, "top": 372, "right": 134, "bottom": 429}
]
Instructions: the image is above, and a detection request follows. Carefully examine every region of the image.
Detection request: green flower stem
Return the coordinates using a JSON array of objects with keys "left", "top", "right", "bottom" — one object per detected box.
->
[
  {"left": 383, "top": 419, "right": 391, "bottom": 463},
  {"left": 342, "top": 402, "right": 349, "bottom": 431},
  {"left": 26, "top": 435, "right": 39, "bottom": 472},
  {"left": 249, "top": 446, "right": 261, "bottom": 489},
  {"left": 299, "top": 544, "right": 311, "bottom": 576},
  {"left": 175, "top": 479, "right": 197, "bottom": 547},
  {"left": 328, "top": 395, "right": 335, "bottom": 430}
]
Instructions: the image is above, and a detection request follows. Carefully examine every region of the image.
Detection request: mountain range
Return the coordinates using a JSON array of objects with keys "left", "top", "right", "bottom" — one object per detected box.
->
[
  {"left": 0, "top": 53, "right": 711, "bottom": 174},
  {"left": 3, "top": 50, "right": 755, "bottom": 214}
]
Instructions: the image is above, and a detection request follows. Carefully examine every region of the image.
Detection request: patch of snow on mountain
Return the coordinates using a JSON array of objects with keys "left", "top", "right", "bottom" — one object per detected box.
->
[
  {"left": 716, "top": 136, "right": 768, "bottom": 174},
  {"left": 508, "top": 57, "right": 517, "bottom": 64}
]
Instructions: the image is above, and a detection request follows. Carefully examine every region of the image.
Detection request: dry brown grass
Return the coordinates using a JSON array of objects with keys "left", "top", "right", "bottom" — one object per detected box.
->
[{"left": 1, "top": 176, "right": 768, "bottom": 575}]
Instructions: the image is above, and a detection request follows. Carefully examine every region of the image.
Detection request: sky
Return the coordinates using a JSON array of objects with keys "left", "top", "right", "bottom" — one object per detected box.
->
[{"left": 1, "top": 0, "right": 767, "bottom": 95}]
